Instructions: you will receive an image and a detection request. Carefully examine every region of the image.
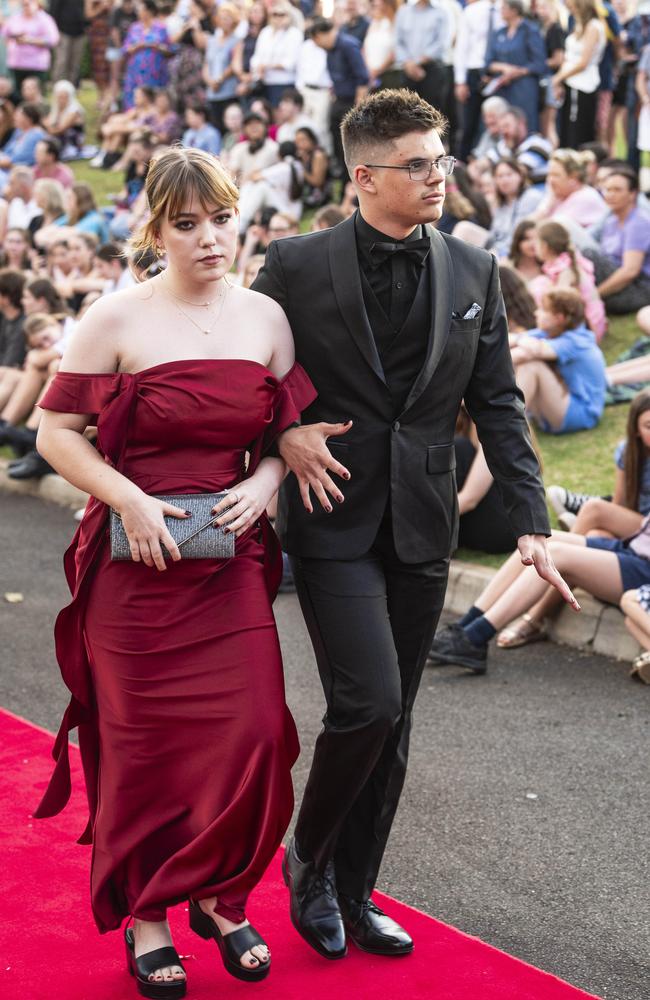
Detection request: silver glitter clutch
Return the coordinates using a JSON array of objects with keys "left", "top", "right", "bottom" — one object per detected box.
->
[{"left": 110, "top": 492, "right": 235, "bottom": 561}]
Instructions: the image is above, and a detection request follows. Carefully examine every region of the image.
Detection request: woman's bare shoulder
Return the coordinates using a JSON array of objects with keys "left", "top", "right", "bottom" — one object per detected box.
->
[
  {"left": 233, "top": 283, "right": 287, "bottom": 322},
  {"left": 60, "top": 282, "right": 159, "bottom": 372}
]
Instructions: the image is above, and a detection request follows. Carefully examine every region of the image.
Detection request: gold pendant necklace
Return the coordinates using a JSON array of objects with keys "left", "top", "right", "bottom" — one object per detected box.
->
[{"left": 164, "top": 277, "right": 230, "bottom": 335}]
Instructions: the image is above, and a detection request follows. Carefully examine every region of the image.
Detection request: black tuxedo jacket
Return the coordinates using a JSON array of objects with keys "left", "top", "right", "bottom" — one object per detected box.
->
[{"left": 253, "top": 212, "right": 550, "bottom": 563}]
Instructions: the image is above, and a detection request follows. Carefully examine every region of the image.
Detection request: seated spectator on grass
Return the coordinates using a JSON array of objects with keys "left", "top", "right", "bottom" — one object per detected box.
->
[
  {"left": 61, "top": 182, "right": 109, "bottom": 245},
  {"left": 1, "top": 0, "right": 59, "bottom": 93},
  {"left": 92, "top": 85, "right": 157, "bottom": 170},
  {"left": 454, "top": 162, "right": 493, "bottom": 230},
  {"left": 455, "top": 158, "right": 543, "bottom": 258},
  {"left": 532, "top": 148, "right": 605, "bottom": 228},
  {"left": 0, "top": 269, "right": 26, "bottom": 394},
  {"left": 529, "top": 220, "right": 607, "bottom": 341},
  {"left": 0, "top": 311, "right": 63, "bottom": 454},
  {"left": 294, "top": 125, "right": 330, "bottom": 208},
  {"left": 182, "top": 105, "right": 221, "bottom": 156},
  {"left": 235, "top": 205, "right": 277, "bottom": 279},
  {"left": 621, "top": 585, "right": 650, "bottom": 683},
  {"left": 148, "top": 88, "right": 182, "bottom": 145},
  {"left": 216, "top": 102, "right": 243, "bottom": 164},
  {"left": 229, "top": 112, "right": 279, "bottom": 198},
  {"left": 0, "top": 103, "right": 45, "bottom": 179},
  {"left": 0, "top": 226, "right": 33, "bottom": 277},
  {"left": 240, "top": 253, "right": 266, "bottom": 289},
  {"left": 33, "top": 136, "right": 74, "bottom": 189},
  {"left": 95, "top": 241, "right": 135, "bottom": 295},
  {"left": 4, "top": 165, "right": 38, "bottom": 230},
  {"left": 508, "top": 219, "right": 543, "bottom": 284},
  {"left": 267, "top": 211, "right": 299, "bottom": 240},
  {"left": 454, "top": 403, "right": 518, "bottom": 554},
  {"left": 510, "top": 288, "right": 607, "bottom": 434},
  {"left": 484, "top": 106, "right": 553, "bottom": 186},
  {"left": 238, "top": 139, "right": 304, "bottom": 231},
  {"left": 311, "top": 203, "right": 347, "bottom": 231},
  {"left": 20, "top": 75, "right": 48, "bottom": 119},
  {"left": 31, "top": 178, "right": 68, "bottom": 245},
  {"left": 499, "top": 263, "right": 537, "bottom": 332},
  {"left": 56, "top": 231, "right": 104, "bottom": 314},
  {"left": 583, "top": 169, "right": 650, "bottom": 315},
  {"left": 469, "top": 96, "right": 510, "bottom": 163},
  {"left": 436, "top": 178, "right": 479, "bottom": 234},
  {"left": 0, "top": 99, "right": 16, "bottom": 152},
  {"left": 249, "top": 96, "right": 279, "bottom": 140},
  {"left": 45, "top": 239, "right": 73, "bottom": 283},
  {"left": 42, "top": 80, "right": 85, "bottom": 160}
]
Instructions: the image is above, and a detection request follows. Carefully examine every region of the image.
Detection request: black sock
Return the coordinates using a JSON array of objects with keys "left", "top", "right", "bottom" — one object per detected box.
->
[
  {"left": 464, "top": 616, "right": 496, "bottom": 648},
  {"left": 458, "top": 605, "right": 483, "bottom": 628}
]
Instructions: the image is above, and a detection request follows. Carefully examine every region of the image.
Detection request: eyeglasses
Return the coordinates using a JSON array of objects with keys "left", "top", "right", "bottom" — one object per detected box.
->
[{"left": 364, "top": 156, "right": 456, "bottom": 180}]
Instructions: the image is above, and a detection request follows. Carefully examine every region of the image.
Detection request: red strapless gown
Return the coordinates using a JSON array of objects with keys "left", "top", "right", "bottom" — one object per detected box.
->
[{"left": 34, "top": 359, "right": 317, "bottom": 932}]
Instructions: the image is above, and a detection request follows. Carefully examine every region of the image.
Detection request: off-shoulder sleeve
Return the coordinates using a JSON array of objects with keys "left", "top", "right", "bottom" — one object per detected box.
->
[
  {"left": 39, "top": 371, "right": 123, "bottom": 422},
  {"left": 258, "top": 361, "right": 317, "bottom": 460}
]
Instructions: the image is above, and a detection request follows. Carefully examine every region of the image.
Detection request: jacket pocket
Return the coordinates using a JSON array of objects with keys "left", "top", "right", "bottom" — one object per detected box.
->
[
  {"left": 450, "top": 317, "right": 481, "bottom": 334},
  {"left": 427, "top": 443, "right": 456, "bottom": 474}
]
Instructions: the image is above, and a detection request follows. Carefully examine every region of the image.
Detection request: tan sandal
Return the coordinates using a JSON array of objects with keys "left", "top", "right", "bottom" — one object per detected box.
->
[
  {"left": 630, "top": 650, "right": 650, "bottom": 684},
  {"left": 496, "top": 613, "right": 546, "bottom": 649}
]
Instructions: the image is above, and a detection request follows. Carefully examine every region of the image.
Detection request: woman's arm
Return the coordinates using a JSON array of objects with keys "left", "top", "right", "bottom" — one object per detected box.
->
[
  {"left": 457, "top": 442, "right": 494, "bottom": 515},
  {"left": 303, "top": 149, "right": 328, "bottom": 188},
  {"left": 613, "top": 466, "right": 626, "bottom": 506},
  {"left": 636, "top": 68, "right": 650, "bottom": 106},
  {"left": 597, "top": 249, "right": 645, "bottom": 297}
]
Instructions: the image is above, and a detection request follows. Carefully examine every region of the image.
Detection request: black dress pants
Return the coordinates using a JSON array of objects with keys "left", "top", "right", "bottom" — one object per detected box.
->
[{"left": 291, "top": 515, "right": 449, "bottom": 901}]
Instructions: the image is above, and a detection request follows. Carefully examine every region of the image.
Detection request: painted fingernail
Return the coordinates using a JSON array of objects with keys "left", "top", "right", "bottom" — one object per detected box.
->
[
  {"left": 326, "top": 506, "right": 333, "bottom": 513},
  {"left": 336, "top": 495, "right": 344, "bottom": 503},
  {"left": 343, "top": 472, "right": 351, "bottom": 480},
  {"left": 224, "top": 526, "right": 230, "bottom": 533},
  {"left": 184, "top": 510, "right": 192, "bottom": 516}
]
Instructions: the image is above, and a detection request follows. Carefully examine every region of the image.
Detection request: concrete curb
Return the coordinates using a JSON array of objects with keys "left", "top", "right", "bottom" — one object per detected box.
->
[{"left": 0, "top": 460, "right": 641, "bottom": 661}]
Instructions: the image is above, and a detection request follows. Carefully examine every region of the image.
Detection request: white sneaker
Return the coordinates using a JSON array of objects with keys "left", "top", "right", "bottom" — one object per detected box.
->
[
  {"left": 557, "top": 511, "right": 577, "bottom": 531},
  {"left": 89, "top": 152, "right": 105, "bottom": 168}
]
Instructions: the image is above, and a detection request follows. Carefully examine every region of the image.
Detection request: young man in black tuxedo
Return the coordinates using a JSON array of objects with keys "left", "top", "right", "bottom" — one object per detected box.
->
[{"left": 253, "top": 89, "right": 578, "bottom": 961}]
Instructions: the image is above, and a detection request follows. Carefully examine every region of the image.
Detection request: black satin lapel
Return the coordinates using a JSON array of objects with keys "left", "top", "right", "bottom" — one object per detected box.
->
[
  {"left": 401, "top": 227, "right": 454, "bottom": 414},
  {"left": 329, "top": 214, "right": 387, "bottom": 385}
]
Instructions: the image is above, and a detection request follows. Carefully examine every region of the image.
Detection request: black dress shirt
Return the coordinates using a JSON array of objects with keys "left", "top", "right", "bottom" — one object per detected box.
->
[{"left": 355, "top": 213, "right": 426, "bottom": 333}]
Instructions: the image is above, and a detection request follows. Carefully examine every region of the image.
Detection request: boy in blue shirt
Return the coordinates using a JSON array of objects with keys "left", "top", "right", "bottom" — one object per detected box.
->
[
  {"left": 182, "top": 105, "right": 221, "bottom": 157},
  {"left": 510, "top": 287, "right": 607, "bottom": 434}
]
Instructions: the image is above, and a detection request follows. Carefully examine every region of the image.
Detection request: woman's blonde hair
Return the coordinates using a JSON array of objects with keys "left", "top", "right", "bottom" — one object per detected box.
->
[
  {"left": 34, "top": 178, "right": 66, "bottom": 218},
  {"left": 550, "top": 147, "right": 595, "bottom": 182},
  {"left": 571, "top": 0, "right": 599, "bottom": 30},
  {"left": 128, "top": 146, "right": 239, "bottom": 263}
]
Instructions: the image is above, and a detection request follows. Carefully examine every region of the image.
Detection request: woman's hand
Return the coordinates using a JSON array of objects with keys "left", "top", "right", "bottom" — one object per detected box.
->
[
  {"left": 118, "top": 495, "right": 191, "bottom": 570},
  {"left": 211, "top": 477, "right": 277, "bottom": 538}
]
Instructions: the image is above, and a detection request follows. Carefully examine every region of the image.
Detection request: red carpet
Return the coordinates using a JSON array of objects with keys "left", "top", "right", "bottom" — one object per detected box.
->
[{"left": 0, "top": 707, "right": 600, "bottom": 1000}]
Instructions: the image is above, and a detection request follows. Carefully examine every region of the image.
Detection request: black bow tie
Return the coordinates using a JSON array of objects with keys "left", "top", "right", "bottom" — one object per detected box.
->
[{"left": 369, "top": 237, "right": 430, "bottom": 268}]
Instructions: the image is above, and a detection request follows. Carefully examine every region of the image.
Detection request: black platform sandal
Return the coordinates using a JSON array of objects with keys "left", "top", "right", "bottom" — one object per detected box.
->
[
  {"left": 188, "top": 899, "right": 271, "bottom": 983},
  {"left": 124, "top": 926, "right": 187, "bottom": 999}
]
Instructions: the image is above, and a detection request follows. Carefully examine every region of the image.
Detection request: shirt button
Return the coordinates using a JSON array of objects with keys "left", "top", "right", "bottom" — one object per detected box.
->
[
  {"left": 395, "top": 281, "right": 402, "bottom": 289},
  {"left": 392, "top": 421, "right": 400, "bottom": 432}
]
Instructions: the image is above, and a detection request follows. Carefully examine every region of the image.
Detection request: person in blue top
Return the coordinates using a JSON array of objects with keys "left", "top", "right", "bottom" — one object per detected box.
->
[
  {"left": 0, "top": 102, "right": 45, "bottom": 183},
  {"left": 484, "top": 0, "right": 547, "bottom": 132},
  {"left": 182, "top": 105, "right": 222, "bottom": 156},
  {"left": 510, "top": 286, "right": 607, "bottom": 433}
]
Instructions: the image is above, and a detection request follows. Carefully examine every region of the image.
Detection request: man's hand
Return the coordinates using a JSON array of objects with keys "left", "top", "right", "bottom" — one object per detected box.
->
[
  {"left": 517, "top": 534, "right": 581, "bottom": 611},
  {"left": 278, "top": 421, "right": 353, "bottom": 513}
]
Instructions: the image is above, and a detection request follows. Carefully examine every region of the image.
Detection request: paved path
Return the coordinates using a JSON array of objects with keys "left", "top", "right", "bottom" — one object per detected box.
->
[{"left": 1, "top": 492, "right": 648, "bottom": 1000}]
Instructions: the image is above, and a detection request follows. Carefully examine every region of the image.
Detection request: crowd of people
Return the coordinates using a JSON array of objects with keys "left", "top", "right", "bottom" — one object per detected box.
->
[{"left": 0, "top": 0, "right": 650, "bottom": 681}]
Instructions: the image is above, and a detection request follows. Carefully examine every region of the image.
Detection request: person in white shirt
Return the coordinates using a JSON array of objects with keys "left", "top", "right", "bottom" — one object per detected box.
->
[
  {"left": 454, "top": 0, "right": 503, "bottom": 160},
  {"left": 237, "top": 140, "right": 304, "bottom": 231},
  {"left": 362, "top": 0, "right": 400, "bottom": 91},
  {"left": 4, "top": 166, "right": 39, "bottom": 230},
  {"left": 229, "top": 113, "right": 280, "bottom": 229},
  {"left": 275, "top": 88, "right": 320, "bottom": 145},
  {"left": 250, "top": 0, "right": 304, "bottom": 106},
  {"left": 295, "top": 34, "right": 332, "bottom": 153}
]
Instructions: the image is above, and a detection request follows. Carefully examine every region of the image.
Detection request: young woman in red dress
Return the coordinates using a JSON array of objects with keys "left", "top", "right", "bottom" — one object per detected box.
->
[{"left": 34, "top": 147, "right": 316, "bottom": 997}]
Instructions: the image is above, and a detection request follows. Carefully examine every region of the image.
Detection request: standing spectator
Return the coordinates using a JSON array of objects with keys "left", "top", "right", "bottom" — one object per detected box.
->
[
  {"left": 42, "top": 81, "right": 85, "bottom": 160},
  {"left": 395, "top": 0, "right": 452, "bottom": 121},
  {"left": 596, "top": 0, "right": 622, "bottom": 144},
  {"left": 107, "top": 0, "right": 138, "bottom": 113},
  {"left": 49, "top": 0, "right": 85, "bottom": 86},
  {"left": 203, "top": 3, "right": 242, "bottom": 132},
  {"left": 535, "top": 0, "right": 566, "bottom": 147},
  {"left": 1, "top": 0, "right": 59, "bottom": 92},
  {"left": 182, "top": 104, "right": 221, "bottom": 155},
  {"left": 342, "top": 0, "right": 370, "bottom": 45},
  {"left": 231, "top": 0, "right": 267, "bottom": 103},
  {"left": 552, "top": 0, "right": 606, "bottom": 148},
  {"left": 121, "top": 0, "right": 172, "bottom": 110},
  {"left": 311, "top": 17, "right": 369, "bottom": 179},
  {"left": 363, "top": 0, "right": 400, "bottom": 92},
  {"left": 85, "top": 1, "right": 114, "bottom": 116},
  {"left": 483, "top": 0, "right": 547, "bottom": 133},
  {"left": 586, "top": 169, "right": 650, "bottom": 313},
  {"left": 295, "top": 29, "right": 332, "bottom": 152},
  {"left": 637, "top": 42, "right": 650, "bottom": 158},
  {"left": 623, "top": 2, "right": 650, "bottom": 171},
  {"left": 167, "top": 0, "right": 211, "bottom": 112},
  {"left": 455, "top": 0, "right": 504, "bottom": 161},
  {"left": 250, "top": 1, "right": 303, "bottom": 106}
]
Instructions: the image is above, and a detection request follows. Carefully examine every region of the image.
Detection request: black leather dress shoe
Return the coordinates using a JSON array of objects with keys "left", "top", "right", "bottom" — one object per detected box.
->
[
  {"left": 282, "top": 838, "right": 347, "bottom": 960},
  {"left": 7, "top": 449, "right": 54, "bottom": 480},
  {"left": 339, "top": 896, "right": 414, "bottom": 956},
  {"left": 427, "top": 623, "right": 488, "bottom": 674}
]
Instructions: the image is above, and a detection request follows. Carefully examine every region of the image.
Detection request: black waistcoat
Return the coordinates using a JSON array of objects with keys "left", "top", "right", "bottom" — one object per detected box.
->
[{"left": 359, "top": 263, "right": 431, "bottom": 417}]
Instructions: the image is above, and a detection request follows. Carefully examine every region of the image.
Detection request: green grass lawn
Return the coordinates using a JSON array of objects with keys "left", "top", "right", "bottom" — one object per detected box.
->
[{"left": 5, "top": 84, "right": 644, "bottom": 556}]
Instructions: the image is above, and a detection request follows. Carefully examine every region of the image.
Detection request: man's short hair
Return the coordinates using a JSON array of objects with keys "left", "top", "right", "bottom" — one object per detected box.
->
[
  {"left": 341, "top": 89, "right": 447, "bottom": 172},
  {"left": 187, "top": 103, "right": 207, "bottom": 119},
  {"left": 96, "top": 241, "right": 127, "bottom": 267},
  {"left": 40, "top": 136, "right": 61, "bottom": 160},
  {"left": 0, "top": 268, "right": 26, "bottom": 308},
  {"left": 19, "top": 102, "right": 42, "bottom": 126},
  {"left": 280, "top": 87, "right": 303, "bottom": 108},
  {"left": 543, "top": 288, "right": 585, "bottom": 329},
  {"left": 482, "top": 97, "right": 510, "bottom": 117},
  {"left": 502, "top": 106, "right": 527, "bottom": 127},
  {"left": 311, "top": 17, "right": 334, "bottom": 33},
  {"left": 606, "top": 168, "right": 639, "bottom": 191}
]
